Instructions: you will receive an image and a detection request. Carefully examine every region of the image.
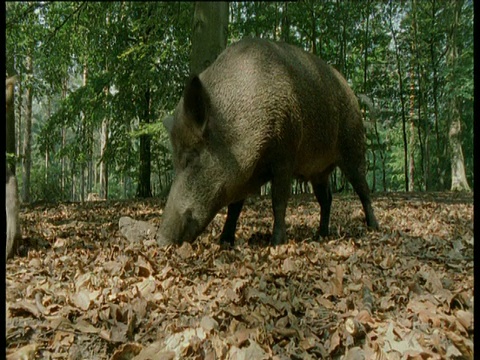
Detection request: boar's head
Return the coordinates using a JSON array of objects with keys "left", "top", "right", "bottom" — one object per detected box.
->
[{"left": 157, "top": 76, "right": 227, "bottom": 246}]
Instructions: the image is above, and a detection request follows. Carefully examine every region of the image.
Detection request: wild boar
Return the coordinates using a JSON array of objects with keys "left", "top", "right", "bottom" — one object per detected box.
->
[{"left": 157, "top": 38, "right": 378, "bottom": 246}]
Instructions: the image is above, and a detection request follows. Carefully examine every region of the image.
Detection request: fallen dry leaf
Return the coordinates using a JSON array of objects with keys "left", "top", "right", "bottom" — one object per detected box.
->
[{"left": 6, "top": 343, "right": 38, "bottom": 360}]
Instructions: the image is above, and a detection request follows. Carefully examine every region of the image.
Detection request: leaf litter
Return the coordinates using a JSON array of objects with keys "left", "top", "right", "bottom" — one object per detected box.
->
[{"left": 6, "top": 192, "right": 473, "bottom": 359}]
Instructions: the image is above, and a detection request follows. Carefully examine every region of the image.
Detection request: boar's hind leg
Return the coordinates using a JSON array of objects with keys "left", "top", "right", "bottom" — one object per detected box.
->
[
  {"left": 340, "top": 163, "right": 379, "bottom": 231},
  {"left": 271, "top": 167, "right": 292, "bottom": 246},
  {"left": 220, "top": 200, "right": 245, "bottom": 246},
  {"left": 311, "top": 175, "right": 333, "bottom": 237}
]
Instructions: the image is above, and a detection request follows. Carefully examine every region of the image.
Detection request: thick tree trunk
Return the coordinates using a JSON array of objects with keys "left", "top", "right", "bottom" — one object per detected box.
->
[
  {"left": 448, "top": 106, "right": 470, "bottom": 192},
  {"left": 190, "top": 2, "right": 229, "bottom": 76},
  {"left": 447, "top": 0, "right": 470, "bottom": 192},
  {"left": 6, "top": 76, "right": 22, "bottom": 260}
]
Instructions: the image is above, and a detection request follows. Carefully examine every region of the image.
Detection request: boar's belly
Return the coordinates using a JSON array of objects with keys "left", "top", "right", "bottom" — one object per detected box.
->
[{"left": 294, "top": 156, "right": 337, "bottom": 180}]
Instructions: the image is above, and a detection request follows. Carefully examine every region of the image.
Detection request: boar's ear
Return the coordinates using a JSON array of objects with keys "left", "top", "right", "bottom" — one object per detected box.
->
[
  {"left": 162, "top": 115, "right": 174, "bottom": 135},
  {"left": 183, "top": 75, "right": 208, "bottom": 131}
]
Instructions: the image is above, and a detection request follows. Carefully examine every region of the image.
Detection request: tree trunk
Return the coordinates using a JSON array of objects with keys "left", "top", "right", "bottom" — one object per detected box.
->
[
  {"left": 6, "top": 61, "right": 18, "bottom": 173},
  {"left": 310, "top": 0, "right": 317, "bottom": 54},
  {"left": 22, "top": 54, "right": 33, "bottom": 203},
  {"left": 389, "top": 3, "right": 409, "bottom": 192},
  {"left": 411, "top": 0, "right": 427, "bottom": 191},
  {"left": 190, "top": 1, "right": 229, "bottom": 76},
  {"left": 447, "top": 0, "right": 470, "bottom": 192},
  {"left": 429, "top": 0, "right": 443, "bottom": 189},
  {"left": 337, "top": 0, "right": 347, "bottom": 76},
  {"left": 16, "top": 73, "right": 23, "bottom": 173},
  {"left": 61, "top": 78, "right": 67, "bottom": 199},
  {"left": 6, "top": 76, "right": 22, "bottom": 260},
  {"left": 100, "top": 14, "right": 110, "bottom": 200},
  {"left": 408, "top": 65, "right": 415, "bottom": 192},
  {"left": 137, "top": 86, "right": 153, "bottom": 198},
  {"left": 362, "top": 0, "right": 375, "bottom": 191},
  {"left": 273, "top": 2, "right": 279, "bottom": 41},
  {"left": 6, "top": 77, "right": 17, "bottom": 169},
  {"left": 136, "top": 5, "right": 155, "bottom": 198},
  {"left": 100, "top": 114, "right": 109, "bottom": 200},
  {"left": 45, "top": 97, "right": 51, "bottom": 186},
  {"left": 80, "top": 63, "right": 88, "bottom": 202},
  {"left": 280, "top": 2, "right": 290, "bottom": 42}
]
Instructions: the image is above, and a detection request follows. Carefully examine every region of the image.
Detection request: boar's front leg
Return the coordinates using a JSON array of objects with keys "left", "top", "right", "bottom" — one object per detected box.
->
[{"left": 220, "top": 200, "right": 245, "bottom": 246}]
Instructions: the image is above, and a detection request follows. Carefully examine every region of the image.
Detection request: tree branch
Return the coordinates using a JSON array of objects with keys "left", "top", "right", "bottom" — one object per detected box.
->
[{"left": 45, "top": 2, "right": 88, "bottom": 45}]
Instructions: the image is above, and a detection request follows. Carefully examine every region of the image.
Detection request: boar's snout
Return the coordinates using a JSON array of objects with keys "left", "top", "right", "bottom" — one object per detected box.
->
[{"left": 156, "top": 207, "right": 202, "bottom": 246}]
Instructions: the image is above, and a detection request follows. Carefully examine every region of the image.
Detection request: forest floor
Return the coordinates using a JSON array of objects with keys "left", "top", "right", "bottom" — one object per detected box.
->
[{"left": 6, "top": 192, "right": 474, "bottom": 360}]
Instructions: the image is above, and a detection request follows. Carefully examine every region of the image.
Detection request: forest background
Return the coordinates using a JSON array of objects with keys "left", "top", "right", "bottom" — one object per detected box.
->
[{"left": 5, "top": 0, "right": 474, "bottom": 204}]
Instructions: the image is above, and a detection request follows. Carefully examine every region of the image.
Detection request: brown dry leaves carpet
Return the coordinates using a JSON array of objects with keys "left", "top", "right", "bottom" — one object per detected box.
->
[{"left": 6, "top": 192, "right": 474, "bottom": 360}]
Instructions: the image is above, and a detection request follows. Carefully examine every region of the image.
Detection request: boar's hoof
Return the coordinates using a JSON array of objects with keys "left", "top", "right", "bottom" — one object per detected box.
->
[
  {"left": 367, "top": 220, "right": 379, "bottom": 231},
  {"left": 271, "top": 233, "right": 287, "bottom": 246},
  {"left": 219, "top": 234, "right": 235, "bottom": 247},
  {"left": 318, "top": 226, "right": 329, "bottom": 238}
]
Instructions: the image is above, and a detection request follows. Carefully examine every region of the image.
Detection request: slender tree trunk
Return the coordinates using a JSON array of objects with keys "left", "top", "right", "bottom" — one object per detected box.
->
[
  {"left": 335, "top": 0, "right": 347, "bottom": 76},
  {"left": 254, "top": 2, "right": 260, "bottom": 38},
  {"left": 411, "top": 0, "right": 426, "bottom": 191},
  {"left": 22, "top": 54, "right": 33, "bottom": 203},
  {"left": 80, "top": 63, "right": 88, "bottom": 202},
  {"left": 362, "top": 0, "right": 375, "bottom": 191},
  {"left": 446, "top": 0, "right": 470, "bottom": 192},
  {"left": 136, "top": 5, "right": 155, "bottom": 198},
  {"left": 408, "top": 65, "right": 415, "bottom": 192},
  {"left": 429, "top": 0, "right": 442, "bottom": 189},
  {"left": 190, "top": 1, "right": 229, "bottom": 75},
  {"left": 61, "top": 78, "right": 67, "bottom": 198},
  {"left": 71, "top": 163, "right": 76, "bottom": 201},
  {"left": 16, "top": 73, "right": 23, "bottom": 173},
  {"left": 273, "top": 2, "right": 279, "bottom": 41},
  {"left": 310, "top": 0, "right": 317, "bottom": 54},
  {"left": 137, "top": 86, "right": 153, "bottom": 198},
  {"left": 389, "top": 3, "right": 409, "bottom": 192},
  {"left": 100, "top": 13, "right": 110, "bottom": 200},
  {"left": 100, "top": 80, "right": 109, "bottom": 199},
  {"left": 280, "top": 2, "right": 290, "bottom": 42},
  {"left": 45, "top": 97, "right": 51, "bottom": 186},
  {"left": 100, "top": 111, "right": 109, "bottom": 200}
]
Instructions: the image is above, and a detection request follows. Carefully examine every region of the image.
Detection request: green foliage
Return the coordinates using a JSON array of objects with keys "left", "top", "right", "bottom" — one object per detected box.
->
[
  {"left": 6, "top": 1, "right": 473, "bottom": 202},
  {"left": 28, "top": 164, "right": 65, "bottom": 203}
]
